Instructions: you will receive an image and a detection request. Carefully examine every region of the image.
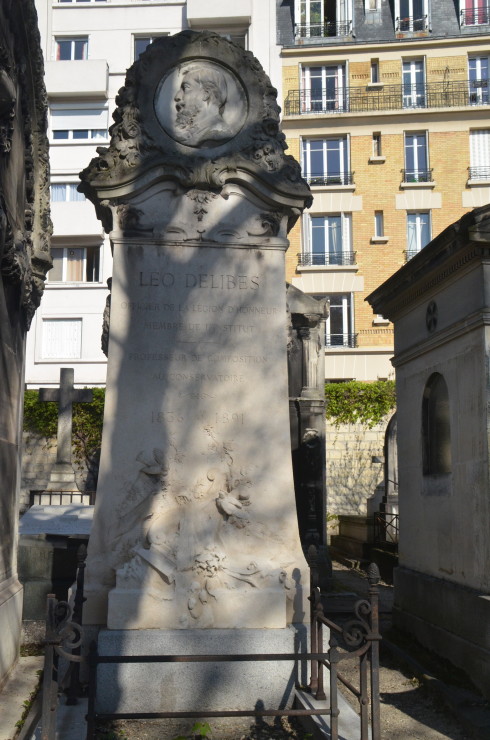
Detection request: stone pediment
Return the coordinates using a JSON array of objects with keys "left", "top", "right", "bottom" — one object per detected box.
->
[{"left": 79, "top": 31, "right": 311, "bottom": 237}]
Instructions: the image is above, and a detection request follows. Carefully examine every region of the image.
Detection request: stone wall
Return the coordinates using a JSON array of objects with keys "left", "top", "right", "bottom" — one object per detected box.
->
[{"left": 326, "top": 418, "right": 388, "bottom": 516}]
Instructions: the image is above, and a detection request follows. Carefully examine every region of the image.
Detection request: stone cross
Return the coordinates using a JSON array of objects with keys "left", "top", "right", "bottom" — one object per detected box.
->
[{"left": 39, "top": 368, "right": 93, "bottom": 489}]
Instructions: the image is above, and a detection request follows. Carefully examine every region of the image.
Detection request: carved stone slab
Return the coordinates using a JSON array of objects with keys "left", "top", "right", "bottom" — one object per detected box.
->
[{"left": 82, "top": 31, "right": 311, "bottom": 630}]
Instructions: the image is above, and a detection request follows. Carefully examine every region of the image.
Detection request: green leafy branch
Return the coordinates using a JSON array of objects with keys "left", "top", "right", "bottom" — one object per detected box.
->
[{"left": 325, "top": 380, "right": 396, "bottom": 428}]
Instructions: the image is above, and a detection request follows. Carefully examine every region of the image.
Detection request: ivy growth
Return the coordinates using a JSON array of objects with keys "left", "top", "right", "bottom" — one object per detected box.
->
[
  {"left": 24, "top": 388, "right": 105, "bottom": 486},
  {"left": 325, "top": 380, "right": 396, "bottom": 428}
]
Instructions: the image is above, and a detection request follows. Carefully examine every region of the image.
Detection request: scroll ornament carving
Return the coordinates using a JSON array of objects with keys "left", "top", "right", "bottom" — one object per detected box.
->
[{"left": 79, "top": 31, "right": 312, "bottom": 222}]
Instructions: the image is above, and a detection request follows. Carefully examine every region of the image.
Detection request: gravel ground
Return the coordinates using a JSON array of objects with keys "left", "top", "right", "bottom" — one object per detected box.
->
[{"left": 96, "top": 562, "right": 482, "bottom": 740}]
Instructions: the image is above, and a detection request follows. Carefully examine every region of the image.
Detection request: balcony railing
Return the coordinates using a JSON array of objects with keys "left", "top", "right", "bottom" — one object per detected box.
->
[
  {"left": 395, "top": 15, "right": 428, "bottom": 32},
  {"left": 405, "top": 248, "right": 421, "bottom": 261},
  {"left": 304, "top": 171, "right": 354, "bottom": 186},
  {"left": 326, "top": 333, "right": 358, "bottom": 348},
  {"left": 461, "top": 8, "right": 490, "bottom": 25},
  {"left": 402, "top": 168, "right": 433, "bottom": 183},
  {"left": 284, "top": 79, "right": 490, "bottom": 116},
  {"left": 298, "top": 251, "right": 356, "bottom": 267},
  {"left": 468, "top": 166, "right": 490, "bottom": 180},
  {"left": 295, "top": 20, "right": 353, "bottom": 39}
]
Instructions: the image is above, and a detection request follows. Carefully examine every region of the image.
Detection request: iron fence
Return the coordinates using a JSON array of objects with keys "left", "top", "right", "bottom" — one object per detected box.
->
[
  {"left": 374, "top": 511, "right": 399, "bottom": 545},
  {"left": 284, "top": 79, "right": 490, "bottom": 116},
  {"left": 304, "top": 171, "right": 354, "bottom": 186},
  {"left": 395, "top": 14, "right": 428, "bottom": 31},
  {"left": 405, "top": 248, "right": 421, "bottom": 261},
  {"left": 326, "top": 333, "right": 358, "bottom": 348},
  {"left": 468, "top": 166, "right": 490, "bottom": 180},
  {"left": 30, "top": 490, "right": 96, "bottom": 506},
  {"left": 295, "top": 20, "right": 353, "bottom": 38},
  {"left": 461, "top": 8, "right": 490, "bottom": 25},
  {"left": 402, "top": 168, "right": 433, "bottom": 183},
  {"left": 298, "top": 251, "right": 356, "bottom": 267}
]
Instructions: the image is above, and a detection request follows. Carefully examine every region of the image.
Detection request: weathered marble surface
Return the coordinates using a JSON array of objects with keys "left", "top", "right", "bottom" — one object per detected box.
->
[{"left": 81, "top": 31, "right": 311, "bottom": 630}]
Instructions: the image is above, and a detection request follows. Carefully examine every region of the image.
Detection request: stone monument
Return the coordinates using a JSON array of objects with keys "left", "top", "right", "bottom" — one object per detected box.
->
[
  {"left": 80, "top": 31, "right": 312, "bottom": 712},
  {"left": 39, "top": 367, "right": 93, "bottom": 493},
  {"left": 0, "top": 0, "right": 51, "bottom": 687},
  {"left": 368, "top": 204, "right": 490, "bottom": 701}
]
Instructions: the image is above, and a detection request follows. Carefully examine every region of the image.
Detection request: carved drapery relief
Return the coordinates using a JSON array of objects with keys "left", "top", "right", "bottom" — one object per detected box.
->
[{"left": 96, "top": 426, "right": 295, "bottom": 628}]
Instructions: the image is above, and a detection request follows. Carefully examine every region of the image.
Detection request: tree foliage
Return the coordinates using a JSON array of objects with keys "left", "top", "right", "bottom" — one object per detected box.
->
[{"left": 325, "top": 380, "right": 396, "bottom": 428}]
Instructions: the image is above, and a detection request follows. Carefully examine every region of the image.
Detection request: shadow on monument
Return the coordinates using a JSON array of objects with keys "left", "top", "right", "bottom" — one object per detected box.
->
[{"left": 77, "top": 28, "right": 321, "bottom": 732}]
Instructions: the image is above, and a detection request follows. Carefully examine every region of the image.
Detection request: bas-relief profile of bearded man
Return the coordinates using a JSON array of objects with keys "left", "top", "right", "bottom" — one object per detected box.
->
[{"left": 171, "top": 63, "right": 235, "bottom": 147}]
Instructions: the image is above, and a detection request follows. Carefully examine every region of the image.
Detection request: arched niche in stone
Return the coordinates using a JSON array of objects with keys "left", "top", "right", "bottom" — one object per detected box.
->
[{"left": 422, "top": 372, "right": 452, "bottom": 475}]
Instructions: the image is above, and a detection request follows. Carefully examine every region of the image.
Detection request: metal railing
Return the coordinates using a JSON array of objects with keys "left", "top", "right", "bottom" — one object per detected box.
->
[
  {"left": 284, "top": 79, "right": 490, "bottom": 116},
  {"left": 461, "top": 8, "right": 490, "bottom": 25},
  {"left": 295, "top": 20, "right": 353, "bottom": 38},
  {"left": 405, "top": 248, "right": 421, "bottom": 261},
  {"left": 309, "top": 546, "right": 381, "bottom": 740},
  {"left": 298, "top": 251, "right": 356, "bottom": 267},
  {"left": 304, "top": 171, "right": 354, "bottom": 186},
  {"left": 326, "top": 333, "right": 358, "bottom": 348},
  {"left": 374, "top": 511, "right": 399, "bottom": 545},
  {"left": 468, "top": 165, "right": 490, "bottom": 180},
  {"left": 30, "top": 490, "right": 96, "bottom": 507},
  {"left": 395, "top": 14, "right": 428, "bottom": 31},
  {"left": 402, "top": 168, "right": 433, "bottom": 183}
]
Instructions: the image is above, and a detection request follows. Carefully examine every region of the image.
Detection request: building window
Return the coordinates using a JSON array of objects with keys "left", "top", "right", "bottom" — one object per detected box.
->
[
  {"left": 55, "top": 37, "right": 88, "bottom": 61},
  {"left": 301, "top": 64, "right": 347, "bottom": 113},
  {"left": 134, "top": 35, "right": 168, "bottom": 60},
  {"left": 396, "top": 0, "right": 428, "bottom": 31},
  {"left": 374, "top": 211, "right": 384, "bottom": 237},
  {"left": 370, "top": 59, "right": 379, "bottom": 83},
  {"left": 42, "top": 319, "right": 82, "bottom": 360},
  {"left": 372, "top": 132, "right": 382, "bottom": 157},
  {"left": 402, "top": 59, "right": 426, "bottom": 108},
  {"left": 469, "top": 56, "right": 489, "bottom": 105},
  {"left": 325, "top": 293, "right": 355, "bottom": 347},
  {"left": 58, "top": 1, "right": 107, "bottom": 3},
  {"left": 406, "top": 212, "right": 430, "bottom": 259},
  {"left": 50, "top": 106, "right": 108, "bottom": 141},
  {"left": 302, "top": 213, "right": 353, "bottom": 266},
  {"left": 422, "top": 373, "right": 451, "bottom": 475},
  {"left": 404, "top": 132, "right": 431, "bottom": 182},
  {"left": 295, "top": 0, "right": 352, "bottom": 38},
  {"left": 301, "top": 137, "right": 351, "bottom": 185},
  {"left": 49, "top": 247, "right": 101, "bottom": 283},
  {"left": 469, "top": 129, "right": 490, "bottom": 179},
  {"left": 50, "top": 183, "right": 86, "bottom": 202},
  {"left": 461, "top": 0, "right": 490, "bottom": 25}
]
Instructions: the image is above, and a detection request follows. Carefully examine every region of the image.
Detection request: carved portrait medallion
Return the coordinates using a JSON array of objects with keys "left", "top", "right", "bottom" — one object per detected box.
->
[{"left": 154, "top": 60, "right": 247, "bottom": 148}]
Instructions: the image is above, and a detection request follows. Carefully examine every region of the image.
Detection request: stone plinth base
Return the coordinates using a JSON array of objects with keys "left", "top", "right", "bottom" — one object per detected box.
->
[
  {"left": 394, "top": 566, "right": 490, "bottom": 701},
  {"left": 0, "top": 577, "right": 23, "bottom": 689},
  {"left": 95, "top": 627, "right": 309, "bottom": 714}
]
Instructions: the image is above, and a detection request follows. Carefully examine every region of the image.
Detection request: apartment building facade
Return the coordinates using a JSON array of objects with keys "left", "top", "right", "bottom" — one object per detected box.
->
[
  {"left": 279, "top": 0, "right": 490, "bottom": 381},
  {"left": 28, "top": 0, "right": 280, "bottom": 387}
]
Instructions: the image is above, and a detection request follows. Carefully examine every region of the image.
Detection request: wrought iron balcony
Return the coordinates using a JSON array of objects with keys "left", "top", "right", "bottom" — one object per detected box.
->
[
  {"left": 460, "top": 8, "right": 490, "bottom": 25},
  {"left": 468, "top": 166, "right": 490, "bottom": 180},
  {"left": 304, "top": 171, "right": 354, "bottom": 186},
  {"left": 325, "top": 333, "right": 358, "bottom": 348},
  {"left": 295, "top": 20, "right": 353, "bottom": 39},
  {"left": 402, "top": 168, "right": 433, "bottom": 183},
  {"left": 405, "top": 248, "right": 421, "bottom": 261},
  {"left": 395, "top": 15, "right": 428, "bottom": 32},
  {"left": 298, "top": 251, "right": 356, "bottom": 267},
  {"left": 284, "top": 79, "right": 490, "bottom": 116}
]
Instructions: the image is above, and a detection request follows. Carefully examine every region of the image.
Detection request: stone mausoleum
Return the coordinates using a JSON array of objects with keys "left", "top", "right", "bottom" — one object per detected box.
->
[{"left": 368, "top": 204, "right": 490, "bottom": 701}]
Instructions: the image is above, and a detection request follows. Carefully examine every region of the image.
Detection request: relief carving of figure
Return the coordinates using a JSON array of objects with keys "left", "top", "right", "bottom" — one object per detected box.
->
[{"left": 173, "top": 64, "right": 233, "bottom": 147}]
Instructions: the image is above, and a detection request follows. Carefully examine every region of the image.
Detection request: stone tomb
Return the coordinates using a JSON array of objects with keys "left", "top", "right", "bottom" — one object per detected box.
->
[
  {"left": 80, "top": 31, "right": 312, "bottom": 712},
  {"left": 368, "top": 205, "right": 490, "bottom": 701}
]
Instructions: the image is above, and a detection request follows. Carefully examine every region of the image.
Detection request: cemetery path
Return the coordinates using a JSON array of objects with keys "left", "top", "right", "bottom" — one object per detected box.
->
[{"left": 332, "top": 562, "right": 483, "bottom": 740}]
